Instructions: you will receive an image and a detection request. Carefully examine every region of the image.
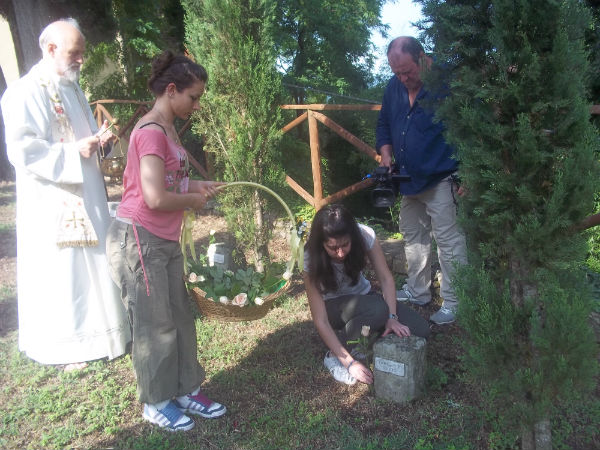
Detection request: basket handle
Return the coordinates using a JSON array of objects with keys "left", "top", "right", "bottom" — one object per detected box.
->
[{"left": 181, "top": 181, "right": 304, "bottom": 278}]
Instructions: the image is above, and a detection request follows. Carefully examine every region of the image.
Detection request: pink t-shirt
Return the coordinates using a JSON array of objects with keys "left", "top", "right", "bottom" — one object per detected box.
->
[{"left": 117, "top": 128, "right": 189, "bottom": 241}]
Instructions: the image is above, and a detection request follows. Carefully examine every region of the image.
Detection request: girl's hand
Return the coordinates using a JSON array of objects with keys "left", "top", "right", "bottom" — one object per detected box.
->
[
  {"left": 192, "top": 181, "right": 226, "bottom": 204},
  {"left": 188, "top": 193, "right": 209, "bottom": 211},
  {"left": 382, "top": 318, "right": 411, "bottom": 338},
  {"left": 188, "top": 181, "right": 226, "bottom": 211},
  {"left": 197, "top": 181, "right": 226, "bottom": 198},
  {"left": 348, "top": 360, "right": 373, "bottom": 384}
]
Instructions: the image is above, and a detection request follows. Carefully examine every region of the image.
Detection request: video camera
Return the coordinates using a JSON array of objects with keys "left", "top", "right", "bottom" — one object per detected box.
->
[{"left": 367, "top": 167, "right": 411, "bottom": 208}]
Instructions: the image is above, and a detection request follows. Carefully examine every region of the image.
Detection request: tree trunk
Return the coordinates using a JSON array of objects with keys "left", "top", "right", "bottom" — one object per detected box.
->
[
  {"left": 521, "top": 419, "right": 552, "bottom": 450},
  {"left": 509, "top": 257, "right": 538, "bottom": 308},
  {"left": 8, "top": 0, "right": 63, "bottom": 74},
  {"left": 510, "top": 259, "right": 552, "bottom": 450},
  {"left": 252, "top": 189, "right": 265, "bottom": 273}
]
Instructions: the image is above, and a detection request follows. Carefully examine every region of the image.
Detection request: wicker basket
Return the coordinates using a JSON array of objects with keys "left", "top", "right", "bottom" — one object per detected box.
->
[
  {"left": 182, "top": 181, "right": 301, "bottom": 322},
  {"left": 189, "top": 280, "right": 290, "bottom": 322}
]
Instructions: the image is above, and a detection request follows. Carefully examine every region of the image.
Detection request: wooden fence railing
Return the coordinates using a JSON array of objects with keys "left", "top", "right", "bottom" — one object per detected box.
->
[
  {"left": 280, "top": 104, "right": 382, "bottom": 210},
  {"left": 280, "top": 104, "right": 600, "bottom": 210},
  {"left": 91, "top": 99, "right": 600, "bottom": 211}
]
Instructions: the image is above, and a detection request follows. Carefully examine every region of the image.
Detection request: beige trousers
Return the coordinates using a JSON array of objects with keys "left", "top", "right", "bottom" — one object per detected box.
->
[{"left": 400, "top": 176, "right": 467, "bottom": 308}]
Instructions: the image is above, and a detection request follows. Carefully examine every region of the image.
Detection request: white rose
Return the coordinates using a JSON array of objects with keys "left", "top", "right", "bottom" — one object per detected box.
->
[
  {"left": 282, "top": 270, "right": 292, "bottom": 280},
  {"left": 198, "top": 275, "right": 206, "bottom": 282},
  {"left": 232, "top": 293, "right": 248, "bottom": 307},
  {"left": 361, "top": 325, "right": 371, "bottom": 337},
  {"left": 219, "top": 296, "right": 229, "bottom": 305},
  {"left": 254, "top": 296, "right": 264, "bottom": 306},
  {"left": 209, "top": 229, "right": 216, "bottom": 236},
  {"left": 188, "top": 272, "right": 198, "bottom": 283}
]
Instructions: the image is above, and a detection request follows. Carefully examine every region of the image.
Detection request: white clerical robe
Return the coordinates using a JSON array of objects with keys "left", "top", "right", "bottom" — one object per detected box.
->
[{"left": 1, "top": 60, "right": 131, "bottom": 365}]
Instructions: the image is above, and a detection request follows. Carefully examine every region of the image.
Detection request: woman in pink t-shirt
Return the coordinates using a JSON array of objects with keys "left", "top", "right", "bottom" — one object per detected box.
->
[{"left": 106, "top": 50, "right": 226, "bottom": 432}]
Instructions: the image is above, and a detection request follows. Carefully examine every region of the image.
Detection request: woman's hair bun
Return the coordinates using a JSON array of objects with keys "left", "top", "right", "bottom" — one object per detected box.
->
[
  {"left": 150, "top": 50, "right": 175, "bottom": 82},
  {"left": 147, "top": 50, "right": 208, "bottom": 96}
]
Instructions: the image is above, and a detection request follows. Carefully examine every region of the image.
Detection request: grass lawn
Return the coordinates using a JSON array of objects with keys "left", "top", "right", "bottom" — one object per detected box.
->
[{"left": 0, "top": 181, "right": 598, "bottom": 449}]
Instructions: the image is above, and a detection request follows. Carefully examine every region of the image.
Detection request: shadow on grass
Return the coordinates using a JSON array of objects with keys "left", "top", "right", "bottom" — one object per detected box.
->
[
  {"left": 93, "top": 308, "right": 416, "bottom": 450},
  {"left": 2, "top": 282, "right": 597, "bottom": 450},
  {"left": 0, "top": 227, "right": 16, "bottom": 259},
  {"left": 0, "top": 294, "right": 17, "bottom": 337},
  {"left": 0, "top": 182, "right": 16, "bottom": 206}
]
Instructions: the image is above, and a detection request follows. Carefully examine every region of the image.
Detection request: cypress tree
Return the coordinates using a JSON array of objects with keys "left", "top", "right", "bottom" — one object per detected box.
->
[
  {"left": 417, "top": 0, "right": 599, "bottom": 448},
  {"left": 183, "top": 0, "right": 285, "bottom": 271}
]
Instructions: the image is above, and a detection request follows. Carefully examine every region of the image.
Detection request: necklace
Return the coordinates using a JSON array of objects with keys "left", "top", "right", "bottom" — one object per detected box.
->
[{"left": 154, "top": 108, "right": 182, "bottom": 146}]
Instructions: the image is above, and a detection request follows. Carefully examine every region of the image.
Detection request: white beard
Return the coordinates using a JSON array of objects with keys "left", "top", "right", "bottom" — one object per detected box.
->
[
  {"left": 55, "top": 60, "right": 81, "bottom": 83},
  {"left": 63, "top": 66, "right": 80, "bottom": 83}
]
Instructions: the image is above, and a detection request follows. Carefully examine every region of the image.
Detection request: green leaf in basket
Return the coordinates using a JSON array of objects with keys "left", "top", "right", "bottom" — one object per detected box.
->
[
  {"left": 265, "top": 278, "right": 286, "bottom": 294},
  {"left": 214, "top": 283, "right": 228, "bottom": 296}
]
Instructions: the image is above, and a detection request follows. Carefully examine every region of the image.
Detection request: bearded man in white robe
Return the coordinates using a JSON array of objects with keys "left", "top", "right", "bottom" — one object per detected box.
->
[{"left": 1, "top": 18, "right": 131, "bottom": 369}]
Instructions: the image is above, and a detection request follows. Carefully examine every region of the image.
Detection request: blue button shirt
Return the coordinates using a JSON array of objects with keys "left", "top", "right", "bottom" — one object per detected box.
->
[{"left": 376, "top": 76, "right": 457, "bottom": 195}]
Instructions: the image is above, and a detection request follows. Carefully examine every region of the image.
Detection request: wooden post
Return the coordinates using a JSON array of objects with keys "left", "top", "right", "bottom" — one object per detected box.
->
[
  {"left": 308, "top": 110, "right": 323, "bottom": 209},
  {"left": 95, "top": 103, "right": 115, "bottom": 126},
  {"left": 94, "top": 104, "right": 102, "bottom": 128},
  {"left": 312, "top": 111, "right": 380, "bottom": 162},
  {"left": 186, "top": 150, "right": 209, "bottom": 179},
  {"left": 282, "top": 111, "right": 308, "bottom": 134},
  {"left": 285, "top": 174, "right": 315, "bottom": 205}
]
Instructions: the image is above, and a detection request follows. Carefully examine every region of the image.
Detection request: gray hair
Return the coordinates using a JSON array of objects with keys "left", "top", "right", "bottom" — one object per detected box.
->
[{"left": 39, "top": 18, "right": 82, "bottom": 52}]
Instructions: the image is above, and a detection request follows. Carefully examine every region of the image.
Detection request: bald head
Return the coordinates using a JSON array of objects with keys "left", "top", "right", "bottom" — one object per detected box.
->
[
  {"left": 39, "top": 19, "right": 83, "bottom": 53},
  {"left": 39, "top": 19, "right": 85, "bottom": 81},
  {"left": 387, "top": 36, "right": 424, "bottom": 63},
  {"left": 387, "top": 36, "right": 427, "bottom": 94}
]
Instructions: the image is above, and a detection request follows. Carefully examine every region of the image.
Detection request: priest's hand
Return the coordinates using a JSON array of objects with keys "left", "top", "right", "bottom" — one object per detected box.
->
[
  {"left": 77, "top": 135, "right": 101, "bottom": 159},
  {"left": 96, "top": 120, "right": 114, "bottom": 147}
]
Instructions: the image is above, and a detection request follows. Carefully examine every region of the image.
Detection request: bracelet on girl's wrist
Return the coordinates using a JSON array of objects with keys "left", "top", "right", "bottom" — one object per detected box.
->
[{"left": 347, "top": 359, "right": 357, "bottom": 370}]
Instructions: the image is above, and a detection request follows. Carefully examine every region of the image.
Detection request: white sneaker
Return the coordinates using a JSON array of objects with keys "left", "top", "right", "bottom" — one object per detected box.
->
[
  {"left": 174, "top": 390, "right": 226, "bottom": 419},
  {"left": 142, "top": 401, "right": 195, "bottom": 432},
  {"left": 323, "top": 351, "right": 356, "bottom": 385}
]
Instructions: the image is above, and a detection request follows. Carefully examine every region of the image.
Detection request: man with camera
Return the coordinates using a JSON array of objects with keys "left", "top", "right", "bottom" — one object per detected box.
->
[{"left": 375, "top": 36, "right": 467, "bottom": 325}]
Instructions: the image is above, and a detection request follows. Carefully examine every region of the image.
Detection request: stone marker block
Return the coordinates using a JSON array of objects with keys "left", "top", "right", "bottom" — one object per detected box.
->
[
  {"left": 207, "top": 243, "right": 231, "bottom": 269},
  {"left": 378, "top": 239, "right": 441, "bottom": 278},
  {"left": 373, "top": 335, "right": 427, "bottom": 404},
  {"left": 380, "top": 239, "right": 407, "bottom": 276}
]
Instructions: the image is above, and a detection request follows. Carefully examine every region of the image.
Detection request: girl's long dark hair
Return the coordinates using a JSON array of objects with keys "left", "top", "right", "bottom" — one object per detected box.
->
[{"left": 305, "top": 204, "right": 367, "bottom": 294}]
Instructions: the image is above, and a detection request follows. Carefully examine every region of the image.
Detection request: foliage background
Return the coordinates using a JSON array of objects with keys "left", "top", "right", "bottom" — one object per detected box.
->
[{"left": 416, "top": 0, "right": 599, "bottom": 444}]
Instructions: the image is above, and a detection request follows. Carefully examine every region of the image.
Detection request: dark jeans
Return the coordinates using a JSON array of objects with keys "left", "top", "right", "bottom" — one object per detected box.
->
[{"left": 325, "top": 292, "right": 430, "bottom": 346}]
